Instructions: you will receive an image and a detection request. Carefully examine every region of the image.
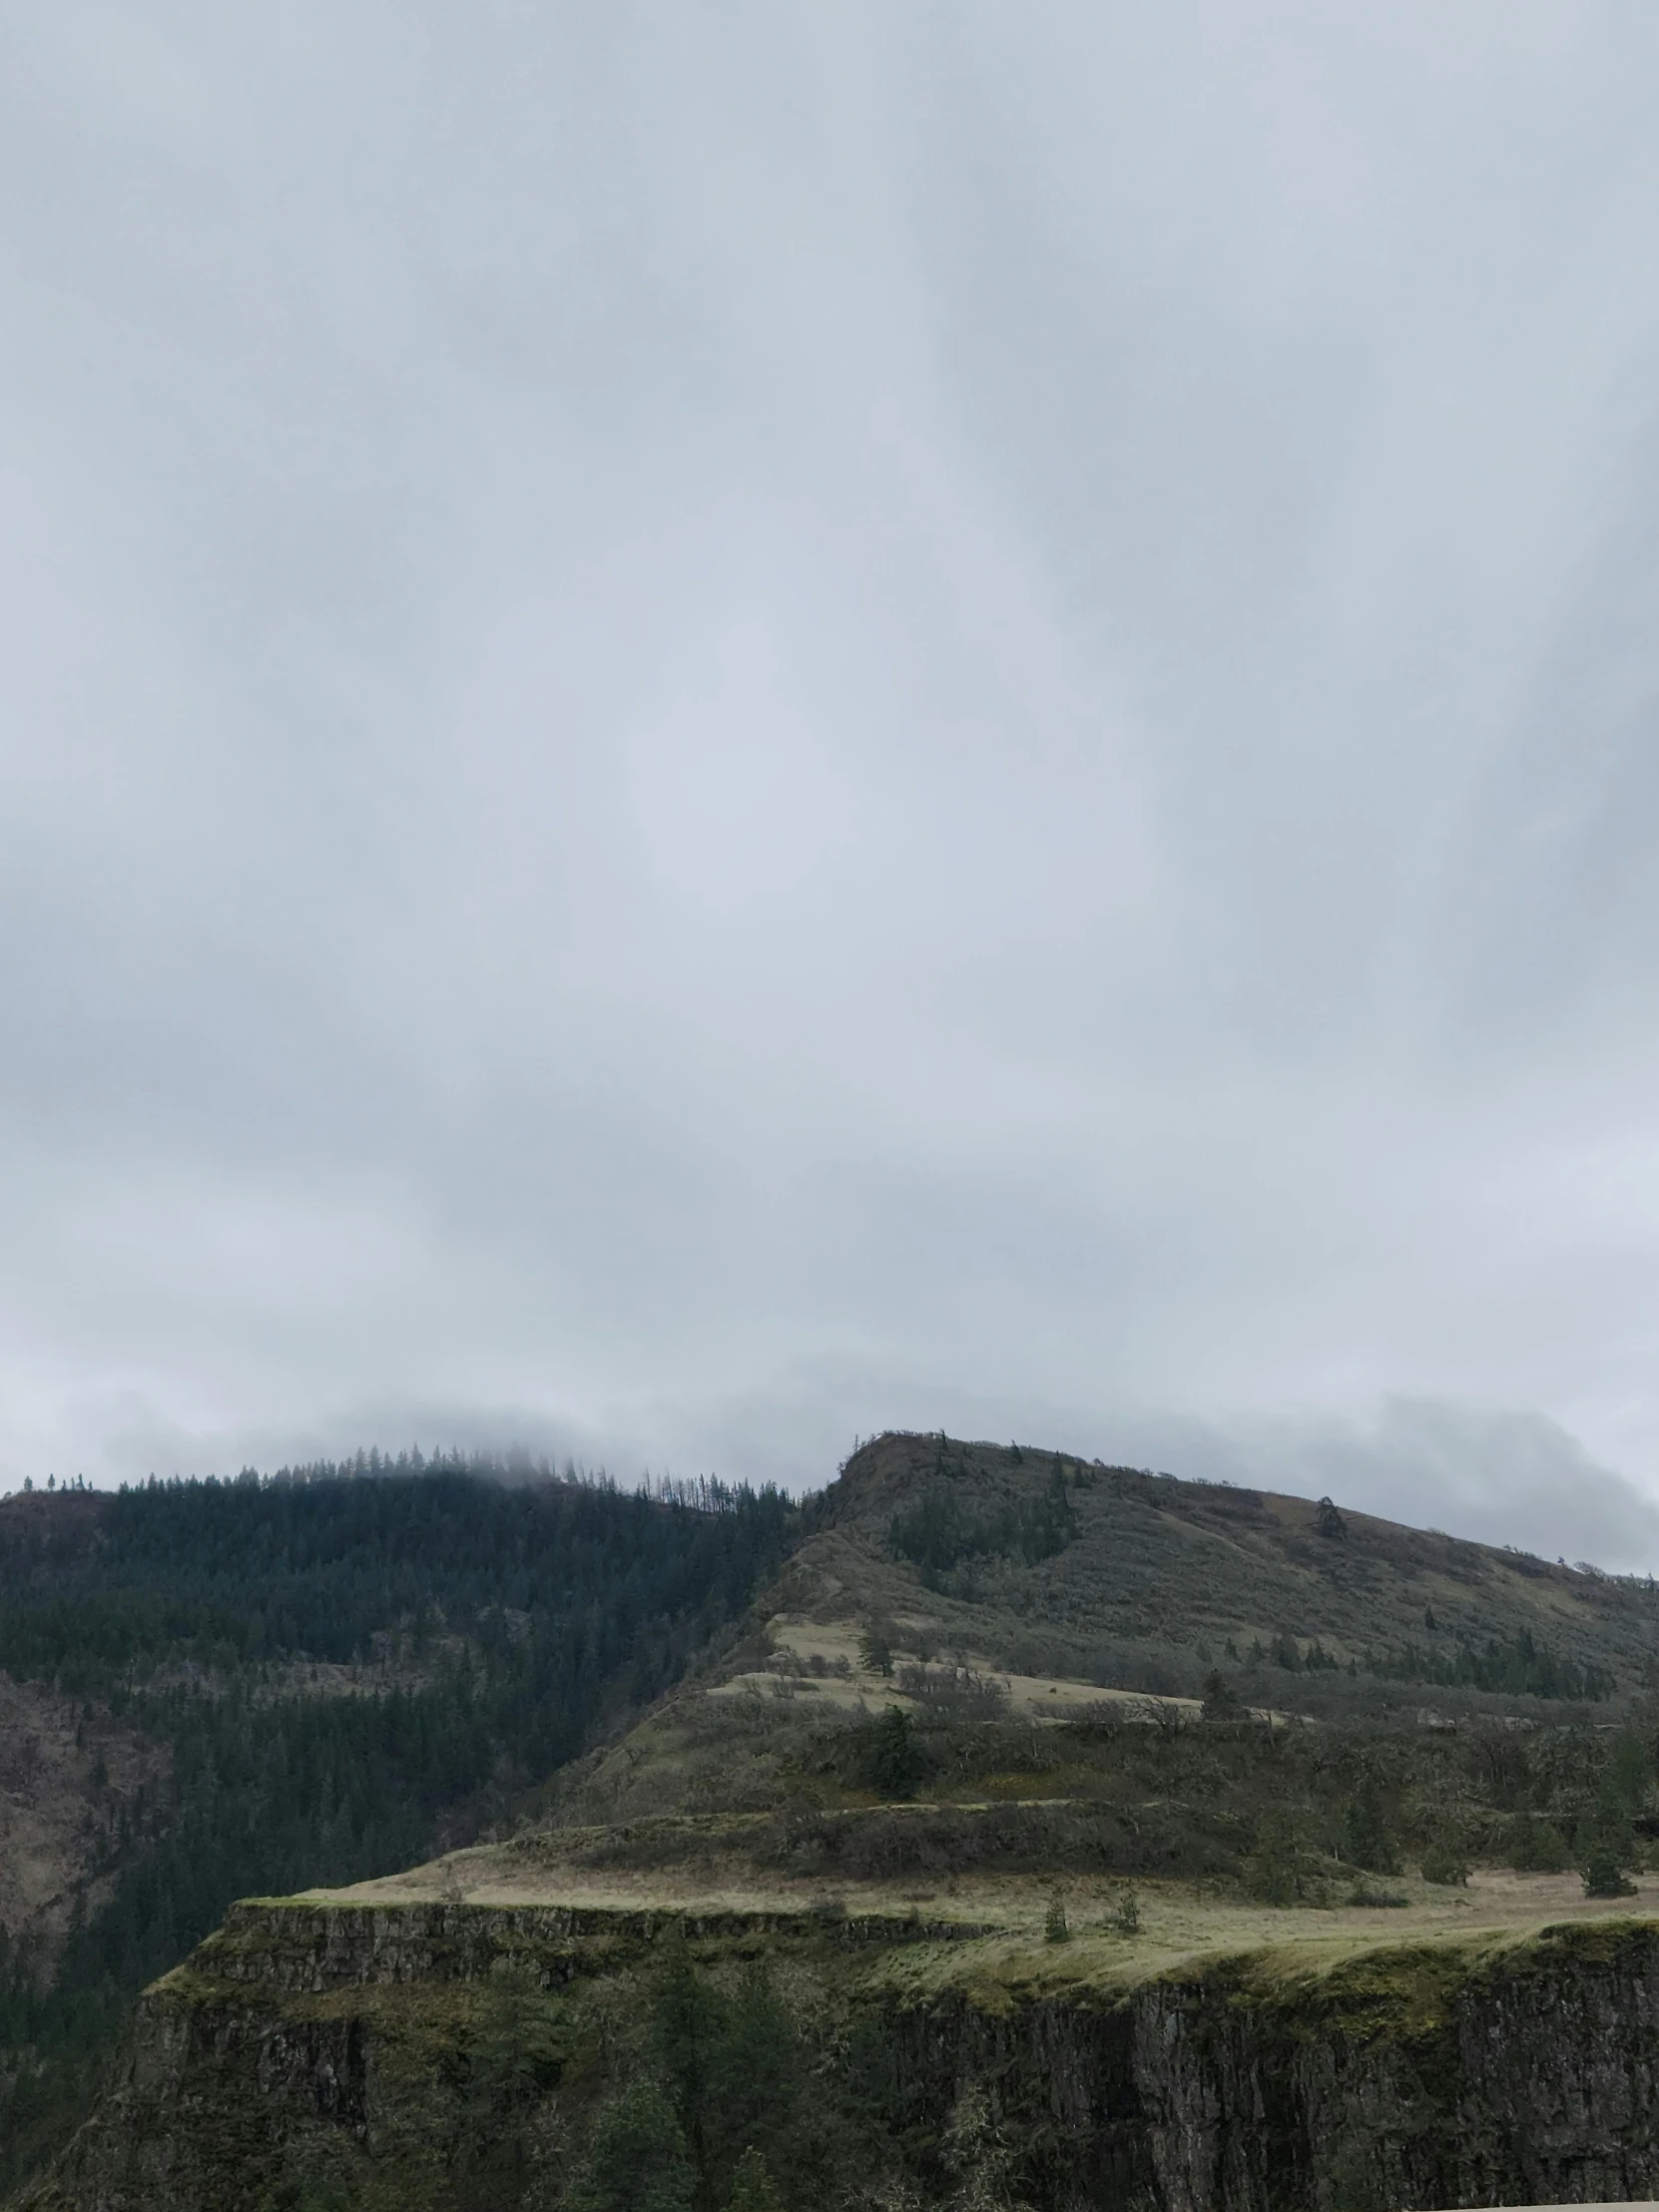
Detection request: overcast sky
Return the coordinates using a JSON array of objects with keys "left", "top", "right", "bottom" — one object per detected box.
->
[{"left": 5, "top": 3, "right": 1659, "bottom": 1564}]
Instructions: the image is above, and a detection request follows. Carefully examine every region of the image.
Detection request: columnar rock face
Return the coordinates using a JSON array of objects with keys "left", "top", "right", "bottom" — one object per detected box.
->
[
  {"left": 880, "top": 1923, "right": 1659, "bottom": 2210},
  {"left": 18, "top": 1906, "right": 1659, "bottom": 2211}
]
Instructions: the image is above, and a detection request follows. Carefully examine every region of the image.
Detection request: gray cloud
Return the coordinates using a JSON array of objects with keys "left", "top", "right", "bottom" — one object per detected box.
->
[
  {"left": 1155, "top": 1398, "right": 1659, "bottom": 1576},
  {"left": 2, "top": 3, "right": 1659, "bottom": 1563}
]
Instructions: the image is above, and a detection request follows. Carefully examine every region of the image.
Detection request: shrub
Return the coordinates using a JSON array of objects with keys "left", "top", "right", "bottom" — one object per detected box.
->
[
  {"left": 1044, "top": 1895, "right": 1069, "bottom": 1943},
  {"left": 1104, "top": 1889, "right": 1141, "bottom": 1936},
  {"left": 1502, "top": 1813, "right": 1571, "bottom": 1873},
  {"left": 1580, "top": 1842, "right": 1638, "bottom": 1900},
  {"left": 294, "top": 2181, "right": 352, "bottom": 2212},
  {"left": 894, "top": 1662, "right": 1008, "bottom": 1721},
  {"left": 1420, "top": 1839, "right": 1469, "bottom": 1887}
]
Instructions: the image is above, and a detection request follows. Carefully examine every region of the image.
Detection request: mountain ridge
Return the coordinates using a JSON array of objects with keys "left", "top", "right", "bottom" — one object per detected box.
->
[{"left": 730, "top": 1426, "right": 1656, "bottom": 1703}]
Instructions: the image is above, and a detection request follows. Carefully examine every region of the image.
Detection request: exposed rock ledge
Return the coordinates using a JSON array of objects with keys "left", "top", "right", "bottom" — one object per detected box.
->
[{"left": 17, "top": 1902, "right": 1659, "bottom": 2210}]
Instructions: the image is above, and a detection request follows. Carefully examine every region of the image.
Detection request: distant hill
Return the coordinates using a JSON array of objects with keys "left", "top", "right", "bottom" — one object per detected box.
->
[
  {"left": 552, "top": 1429, "right": 1659, "bottom": 1829},
  {"left": 799, "top": 1429, "right": 1659, "bottom": 1702}
]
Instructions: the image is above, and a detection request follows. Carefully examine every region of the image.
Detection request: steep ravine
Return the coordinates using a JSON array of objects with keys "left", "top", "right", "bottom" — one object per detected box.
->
[{"left": 17, "top": 1904, "right": 1659, "bottom": 2210}]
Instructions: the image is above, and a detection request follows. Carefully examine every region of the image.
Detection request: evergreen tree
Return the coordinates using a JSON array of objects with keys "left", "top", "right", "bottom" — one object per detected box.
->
[
  {"left": 1578, "top": 1775, "right": 1638, "bottom": 1899},
  {"left": 651, "top": 1928, "right": 728, "bottom": 2176},
  {"left": 866, "top": 1706, "right": 924, "bottom": 1801},
  {"left": 726, "top": 2146, "right": 787, "bottom": 2212},
  {"left": 1343, "top": 1778, "right": 1398, "bottom": 1875},
  {"left": 569, "top": 2079, "right": 695, "bottom": 2212},
  {"left": 1200, "top": 1669, "right": 1240, "bottom": 1721},
  {"left": 464, "top": 1963, "right": 564, "bottom": 2118},
  {"left": 705, "top": 1961, "right": 799, "bottom": 2169},
  {"left": 1244, "top": 1809, "right": 1307, "bottom": 1906}
]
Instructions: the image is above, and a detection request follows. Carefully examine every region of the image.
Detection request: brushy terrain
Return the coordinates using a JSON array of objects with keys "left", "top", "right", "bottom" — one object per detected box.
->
[
  {"left": 460, "top": 1688, "right": 1659, "bottom": 1915},
  {"left": 794, "top": 1431, "right": 1659, "bottom": 1708}
]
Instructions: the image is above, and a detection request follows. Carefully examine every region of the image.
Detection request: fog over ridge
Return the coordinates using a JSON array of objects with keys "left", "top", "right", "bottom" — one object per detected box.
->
[{"left": 3, "top": 3, "right": 1659, "bottom": 1564}]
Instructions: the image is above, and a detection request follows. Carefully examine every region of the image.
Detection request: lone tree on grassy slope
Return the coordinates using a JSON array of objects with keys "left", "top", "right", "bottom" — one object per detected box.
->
[
  {"left": 866, "top": 1704, "right": 926, "bottom": 1800},
  {"left": 1200, "top": 1669, "right": 1241, "bottom": 1722},
  {"left": 1579, "top": 1774, "right": 1639, "bottom": 1899}
]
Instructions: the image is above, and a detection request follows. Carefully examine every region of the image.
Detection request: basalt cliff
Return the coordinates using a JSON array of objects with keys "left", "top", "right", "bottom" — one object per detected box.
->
[{"left": 20, "top": 1898, "right": 1659, "bottom": 2210}]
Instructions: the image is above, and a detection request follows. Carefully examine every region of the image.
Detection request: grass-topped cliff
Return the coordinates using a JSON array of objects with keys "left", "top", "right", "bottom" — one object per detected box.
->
[
  {"left": 21, "top": 1885, "right": 1659, "bottom": 2210},
  {"left": 10, "top": 1427, "right": 1659, "bottom": 2208}
]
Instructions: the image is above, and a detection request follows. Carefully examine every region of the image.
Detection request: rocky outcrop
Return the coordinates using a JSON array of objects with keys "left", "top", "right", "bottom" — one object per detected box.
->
[
  {"left": 879, "top": 1920, "right": 1659, "bottom": 2209},
  {"left": 19, "top": 1906, "right": 1659, "bottom": 2210},
  {"left": 202, "top": 1897, "right": 991, "bottom": 1992}
]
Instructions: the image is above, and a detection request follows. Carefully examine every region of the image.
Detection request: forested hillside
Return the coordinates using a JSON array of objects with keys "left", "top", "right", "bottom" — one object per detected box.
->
[{"left": 0, "top": 1456, "right": 799, "bottom": 2196}]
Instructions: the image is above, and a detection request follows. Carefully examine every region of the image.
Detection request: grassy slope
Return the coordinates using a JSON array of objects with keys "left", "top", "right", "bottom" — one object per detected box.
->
[
  {"left": 542, "top": 1429, "right": 1659, "bottom": 1831},
  {"left": 793, "top": 1431, "right": 1659, "bottom": 1690}
]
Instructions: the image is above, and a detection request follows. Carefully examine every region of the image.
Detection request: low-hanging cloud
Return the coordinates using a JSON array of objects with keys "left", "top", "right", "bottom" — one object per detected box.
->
[
  {"left": 1198, "top": 1399, "right": 1659, "bottom": 1576},
  {"left": 2, "top": 3, "right": 1659, "bottom": 1563}
]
